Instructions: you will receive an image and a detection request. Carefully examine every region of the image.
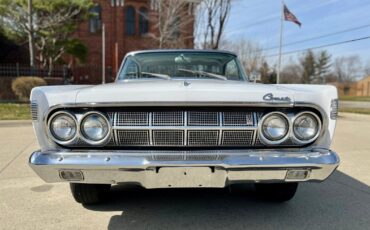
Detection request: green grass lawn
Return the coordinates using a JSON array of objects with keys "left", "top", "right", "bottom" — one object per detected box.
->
[
  {"left": 339, "top": 96, "right": 370, "bottom": 102},
  {"left": 0, "top": 103, "right": 31, "bottom": 120}
]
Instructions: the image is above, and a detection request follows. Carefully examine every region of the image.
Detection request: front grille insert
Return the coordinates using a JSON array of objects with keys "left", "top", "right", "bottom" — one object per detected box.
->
[
  {"left": 152, "top": 111, "right": 184, "bottom": 126},
  {"left": 187, "top": 111, "right": 219, "bottom": 126},
  {"left": 152, "top": 130, "right": 184, "bottom": 146},
  {"left": 188, "top": 130, "right": 219, "bottom": 146},
  {"left": 117, "top": 130, "right": 150, "bottom": 146},
  {"left": 151, "top": 153, "right": 224, "bottom": 161},
  {"left": 110, "top": 110, "right": 260, "bottom": 147},
  {"left": 222, "top": 112, "right": 254, "bottom": 126},
  {"left": 221, "top": 130, "right": 254, "bottom": 146},
  {"left": 117, "top": 112, "right": 149, "bottom": 126}
]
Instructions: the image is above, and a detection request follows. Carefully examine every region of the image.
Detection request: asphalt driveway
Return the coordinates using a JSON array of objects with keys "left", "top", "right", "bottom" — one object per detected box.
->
[{"left": 0, "top": 113, "right": 369, "bottom": 230}]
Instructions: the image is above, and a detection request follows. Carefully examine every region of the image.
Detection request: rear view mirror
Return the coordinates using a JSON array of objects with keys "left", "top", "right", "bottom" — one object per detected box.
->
[{"left": 175, "top": 54, "right": 192, "bottom": 64}]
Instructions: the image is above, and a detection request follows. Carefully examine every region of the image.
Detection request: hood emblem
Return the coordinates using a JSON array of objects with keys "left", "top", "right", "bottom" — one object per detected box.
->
[
  {"left": 263, "top": 93, "right": 292, "bottom": 102},
  {"left": 183, "top": 81, "right": 191, "bottom": 87}
]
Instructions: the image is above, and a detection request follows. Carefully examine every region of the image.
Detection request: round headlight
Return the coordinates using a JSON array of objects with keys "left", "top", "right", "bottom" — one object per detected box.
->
[
  {"left": 261, "top": 113, "right": 289, "bottom": 143},
  {"left": 81, "top": 113, "right": 110, "bottom": 142},
  {"left": 293, "top": 112, "right": 320, "bottom": 142},
  {"left": 49, "top": 112, "right": 77, "bottom": 141}
]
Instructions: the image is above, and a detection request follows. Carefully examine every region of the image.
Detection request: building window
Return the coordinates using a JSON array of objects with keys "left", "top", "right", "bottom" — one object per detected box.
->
[
  {"left": 125, "top": 6, "right": 136, "bottom": 35},
  {"left": 139, "top": 7, "right": 149, "bottom": 35},
  {"left": 89, "top": 4, "right": 102, "bottom": 33}
]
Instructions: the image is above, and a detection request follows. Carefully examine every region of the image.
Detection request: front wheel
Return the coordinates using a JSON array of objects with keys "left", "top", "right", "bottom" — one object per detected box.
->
[
  {"left": 70, "top": 183, "right": 111, "bottom": 205},
  {"left": 254, "top": 182, "right": 298, "bottom": 202}
]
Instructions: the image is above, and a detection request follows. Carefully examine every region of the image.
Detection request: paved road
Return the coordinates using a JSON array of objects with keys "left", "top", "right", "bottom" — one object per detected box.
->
[
  {"left": 0, "top": 113, "right": 370, "bottom": 230},
  {"left": 340, "top": 100, "right": 370, "bottom": 109}
]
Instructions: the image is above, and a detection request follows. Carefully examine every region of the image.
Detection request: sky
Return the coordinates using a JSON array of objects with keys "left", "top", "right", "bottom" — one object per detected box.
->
[{"left": 223, "top": 0, "right": 370, "bottom": 67}]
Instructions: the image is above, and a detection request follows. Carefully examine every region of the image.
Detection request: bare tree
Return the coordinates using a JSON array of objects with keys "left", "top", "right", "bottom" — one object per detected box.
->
[
  {"left": 334, "top": 55, "right": 362, "bottom": 95},
  {"left": 150, "top": 0, "right": 196, "bottom": 48},
  {"left": 364, "top": 61, "right": 370, "bottom": 76},
  {"left": 196, "top": 0, "right": 231, "bottom": 49},
  {"left": 281, "top": 62, "right": 303, "bottom": 84},
  {"left": 0, "top": 0, "right": 92, "bottom": 74},
  {"left": 220, "top": 38, "right": 265, "bottom": 76},
  {"left": 334, "top": 55, "right": 362, "bottom": 83}
]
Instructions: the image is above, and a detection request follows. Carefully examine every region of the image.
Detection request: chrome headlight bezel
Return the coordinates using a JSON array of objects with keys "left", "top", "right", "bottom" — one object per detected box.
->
[
  {"left": 258, "top": 112, "right": 291, "bottom": 145},
  {"left": 79, "top": 111, "right": 112, "bottom": 146},
  {"left": 47, "top": 111, "right": 78, "bottom": 145},
  {"left": 292, "top": 111, "right": 321, "bottom": 144}
]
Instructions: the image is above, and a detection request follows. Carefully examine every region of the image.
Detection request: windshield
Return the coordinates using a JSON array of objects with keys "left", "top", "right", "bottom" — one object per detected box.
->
[{"left": 117, "top": 52, "right": 246, "bottom": 81}]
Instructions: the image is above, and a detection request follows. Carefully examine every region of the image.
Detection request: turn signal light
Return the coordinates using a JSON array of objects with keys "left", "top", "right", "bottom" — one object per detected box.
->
[
  {"left": 286, "top": 169, "right": 310, "bottom": 180},
  {"left": 59, "top": 170, "right": 84, "bottom": 181}
]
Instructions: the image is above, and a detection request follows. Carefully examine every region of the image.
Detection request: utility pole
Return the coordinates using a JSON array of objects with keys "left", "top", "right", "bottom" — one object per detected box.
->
[
  {"left": 28, "top": 0, "right": 35, "bottom": 68},
  {"left": 102, "top": 23, "right": 106, "bottom": 84}
]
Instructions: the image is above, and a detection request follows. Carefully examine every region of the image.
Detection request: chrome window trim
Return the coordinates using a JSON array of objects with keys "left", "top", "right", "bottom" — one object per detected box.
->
[{"left": 291, "top": 111, "right": 322, "bottom": 145}]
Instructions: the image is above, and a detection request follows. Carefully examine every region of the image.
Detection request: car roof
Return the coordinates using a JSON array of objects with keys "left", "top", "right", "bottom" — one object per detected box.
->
[{"left": 126, "top": 49, "right": 237, "bottom": 57}]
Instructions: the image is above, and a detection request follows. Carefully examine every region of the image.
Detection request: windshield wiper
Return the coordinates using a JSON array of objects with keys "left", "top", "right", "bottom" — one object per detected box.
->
[
  {"left": 178, "top": 68, "right": 227, "bottom": 81},
  {"left": 140, "top": 72, "right": 171, "bottom": 80}
]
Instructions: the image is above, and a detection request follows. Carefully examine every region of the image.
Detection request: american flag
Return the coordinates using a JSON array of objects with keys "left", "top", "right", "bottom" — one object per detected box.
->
[{"left": 284, "top": 4, "right": 301, "bottom": 27}]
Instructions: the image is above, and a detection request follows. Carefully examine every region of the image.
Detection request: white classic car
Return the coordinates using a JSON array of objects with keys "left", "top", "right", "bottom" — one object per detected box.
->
[{"left": 29, "top": 50, "right": 339, "bottom": 204}]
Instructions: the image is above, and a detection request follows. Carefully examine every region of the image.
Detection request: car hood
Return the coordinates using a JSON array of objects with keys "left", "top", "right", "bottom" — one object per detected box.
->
[{"left": 75, "top": 79, "right": 296, "bottom": 105}]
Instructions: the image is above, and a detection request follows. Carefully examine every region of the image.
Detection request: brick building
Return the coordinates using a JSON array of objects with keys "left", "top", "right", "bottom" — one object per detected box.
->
[
  {"left": 71, "top": 0, "right": 197, "bottom": 83},
  {"left": 330, "top": 76, "right": 370, "bottom": 96},
  {"left": 355, "top": 76, "right": 370, "bottom": 96}
]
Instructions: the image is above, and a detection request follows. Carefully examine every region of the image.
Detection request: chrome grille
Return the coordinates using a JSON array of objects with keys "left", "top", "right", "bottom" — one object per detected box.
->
[
  {"left": 152, "top": 130, "right": 184, "bottom": 146},
  {"left": 152, "top": 111, "right": 184, "bottom": 126},
  {"left": 152, "top": 153, "right": 223, "bottom": 161},
  {"left": 188, "top": 130, "right": 219, "bottom": 146},
  {"left": 30, "top": 101, "right": 38, "bottom": 120},
  {"left": 117, "top": 112, "right": 148, "bottom": 126},
  {"left": 187, "top": 111, "right": 219, "bottom": 126},
  {"left": 223, "top": 112, "right": 254, "bottom": 126},
  {"left": 221, "top": 130, "right": 254, "bottom": 146},
  {"left": 110, "top": 110, "right": 262, "bottom": 147},
  {"left": 117, "top": 130, "right": 150, "bottom": 145}
]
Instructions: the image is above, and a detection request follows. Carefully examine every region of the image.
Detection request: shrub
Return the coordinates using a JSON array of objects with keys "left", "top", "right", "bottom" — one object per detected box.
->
[
  {"left": 11, "top": 77, "right": 47, "bottom": 101},
  {"left": 0, "top": 78, "right": 16, "bottom": 101}
]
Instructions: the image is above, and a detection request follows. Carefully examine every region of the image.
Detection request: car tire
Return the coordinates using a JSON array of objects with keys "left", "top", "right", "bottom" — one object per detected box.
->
[
  {"left": 70, "top": 183, "right": 111, "bottom": 205},
  {"left": 254, "top": 182, "right": 298, "bottom": 202}
]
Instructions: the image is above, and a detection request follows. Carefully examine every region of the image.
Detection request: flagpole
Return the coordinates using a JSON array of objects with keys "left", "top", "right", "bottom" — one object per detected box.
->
[{"left": 277, "top": 0, "right": 284, "bottom": 84}]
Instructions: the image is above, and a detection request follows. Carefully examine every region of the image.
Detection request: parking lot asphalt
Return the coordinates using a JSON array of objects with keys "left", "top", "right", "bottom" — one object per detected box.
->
[{"left": 0, "top": 113, "right": 369, "bottom": 230}]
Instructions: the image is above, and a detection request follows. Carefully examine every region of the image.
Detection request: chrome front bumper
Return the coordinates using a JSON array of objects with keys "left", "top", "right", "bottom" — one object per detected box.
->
[{"left": 29, "top": 149, "right": 339, "bottom": 188}]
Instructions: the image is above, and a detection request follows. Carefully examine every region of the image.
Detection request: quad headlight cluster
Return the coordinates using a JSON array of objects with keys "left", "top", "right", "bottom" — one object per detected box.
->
[
  {"left": 259, "top": 111, "right": 321, "bottom": 145},
  {"left": 47, "top": 111, "right": 111, "bottom": 146}
]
